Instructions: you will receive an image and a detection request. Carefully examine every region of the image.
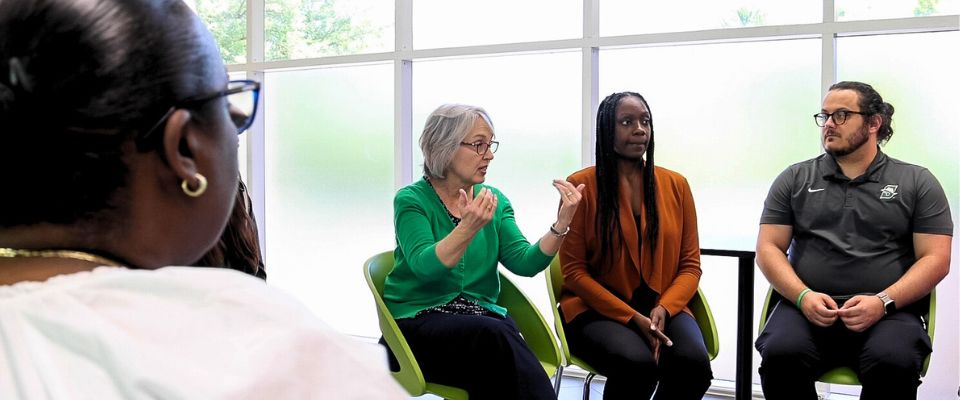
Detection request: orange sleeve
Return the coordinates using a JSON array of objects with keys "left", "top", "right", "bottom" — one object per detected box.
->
[{"left": 657, "top": 176, "right": 702, "bottom": 317}]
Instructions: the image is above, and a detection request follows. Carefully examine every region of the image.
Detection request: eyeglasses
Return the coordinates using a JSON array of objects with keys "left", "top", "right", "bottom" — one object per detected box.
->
[
  {"left": 137, "top": 80, "right": 261, "bottom": 150},
  {"left": 813, "top": 109, "right": 870, "bottom": 127},
  {"left": 460, "top": 140, "right": 499, "bottom": 155}
]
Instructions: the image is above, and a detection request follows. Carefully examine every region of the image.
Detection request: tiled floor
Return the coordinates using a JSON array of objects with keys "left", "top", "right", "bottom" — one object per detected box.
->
[{"left": 413, "top": 375, "right": 732, "bottom": 399}]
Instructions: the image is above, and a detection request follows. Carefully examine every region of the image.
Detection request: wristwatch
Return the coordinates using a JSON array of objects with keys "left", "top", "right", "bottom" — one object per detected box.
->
[{"left": 876, "top": 292, "right": 896, "bottom": 315}]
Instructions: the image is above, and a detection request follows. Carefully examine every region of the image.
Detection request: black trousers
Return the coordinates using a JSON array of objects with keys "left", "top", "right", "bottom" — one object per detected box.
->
[
  {"left": 562, "top": 308, "right": 713, "bottom": 400},
  {"left": 395, "top": 312, "right": 556, "bottom": 400},
  {"left": 755, "top": 300, "right": 931, "bottom": 400}
]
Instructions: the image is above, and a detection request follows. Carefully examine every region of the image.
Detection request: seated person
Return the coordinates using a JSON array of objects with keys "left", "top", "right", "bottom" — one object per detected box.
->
[
  {"left": 384, "top": 103, "right": 584, "bottom": 399},
  {"left": 558, "top": 92, "right": 712, "bottom": 400},
  {"left": 755, "top": 81, "right": 952, "bottom": 400},
  {"left": 0, "top": 1, "right": 403, "bottom": 398}
]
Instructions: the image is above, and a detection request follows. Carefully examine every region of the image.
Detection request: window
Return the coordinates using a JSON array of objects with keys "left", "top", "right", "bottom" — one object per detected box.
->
[
  {"left": 414, "top": 0, "right": 581, "bottom": 49},
  {"left": 264, "top": 63, "right": 393, "bottom": 336},
  {"left": 836, "top": 0, "right": 960, "bottom": 20},
  {"left": 265, "top": 0, "right": 393, "bottom": 61},
  {"left": 601, "top": 0, "right": 821, "bottom": 36},
  {"left": 184, "top": 0, "right": 248, "bottom": 64},
  {"left": 838, "top": 31, "right": 959, "bottom": 210}
]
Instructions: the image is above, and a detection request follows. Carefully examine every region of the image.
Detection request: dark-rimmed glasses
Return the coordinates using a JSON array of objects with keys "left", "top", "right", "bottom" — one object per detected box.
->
[
  {"left": 137, "top": 80, "right": 260, "bottom": 150},
  {"left": 460, "top": 140, "right": 499, "bottom": 155},
  {"left": 813, "top": 110, "right": 870, "bottom": 127}
]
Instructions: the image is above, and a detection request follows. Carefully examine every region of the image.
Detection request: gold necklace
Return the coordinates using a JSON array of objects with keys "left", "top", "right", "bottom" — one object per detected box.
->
[{"left": 0, "top": 248, "right": 124, "bottom": 267}]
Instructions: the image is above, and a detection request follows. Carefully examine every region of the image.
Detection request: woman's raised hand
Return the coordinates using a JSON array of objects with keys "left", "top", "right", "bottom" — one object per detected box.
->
[
  {"left": 553, "top": 179, "right": 585, "bottom": 230},
  {"left": 457, "top": 187, "right": 497, "bottom": 233}
]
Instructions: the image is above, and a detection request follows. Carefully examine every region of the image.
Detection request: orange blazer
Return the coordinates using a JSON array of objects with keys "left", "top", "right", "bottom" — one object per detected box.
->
[{"left": 559, "top": 166, "right": 701, "bottom": 324}]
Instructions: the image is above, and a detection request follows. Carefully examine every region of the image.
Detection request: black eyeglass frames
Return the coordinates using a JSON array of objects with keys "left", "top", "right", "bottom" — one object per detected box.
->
[
  {"left": 460, "top": 140, "right": 499, "bottom": 155},
  {"left": 137, "top": 80, "right": 261, "bottom": 149},
  {"left": 813, "top": 109, "right": 870, "bottom": 127}
]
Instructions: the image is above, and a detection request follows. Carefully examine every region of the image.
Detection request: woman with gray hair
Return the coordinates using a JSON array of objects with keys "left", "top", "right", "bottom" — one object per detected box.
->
[{"left": 383, "top": 104, "right": 584, "bottom": 399}]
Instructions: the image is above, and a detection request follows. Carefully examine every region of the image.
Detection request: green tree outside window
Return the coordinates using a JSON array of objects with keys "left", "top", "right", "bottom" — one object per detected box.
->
[{"left": 187, "top": 0, "right": 379, "bottom": 65}]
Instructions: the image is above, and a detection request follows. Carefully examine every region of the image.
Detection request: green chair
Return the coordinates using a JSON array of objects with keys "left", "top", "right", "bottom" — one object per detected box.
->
[
  {"left": 363, "top": 251, "right": 563, "bottom": 399},
  {"left": 545, "top": 256, "right": 720, "bottom": 400},
  {"left": 757, "top": 286, "right": 936, "bottom": 385}
]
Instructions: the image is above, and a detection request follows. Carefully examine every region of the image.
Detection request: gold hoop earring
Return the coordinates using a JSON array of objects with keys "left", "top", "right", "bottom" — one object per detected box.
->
[{"left": 181, "top": 173, "right": 208, "bottom": 197}]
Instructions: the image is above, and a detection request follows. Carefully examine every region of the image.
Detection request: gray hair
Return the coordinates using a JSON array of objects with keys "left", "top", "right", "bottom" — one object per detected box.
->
[{"left": 420, "top": 104, "right": 494, "bottom": 179}]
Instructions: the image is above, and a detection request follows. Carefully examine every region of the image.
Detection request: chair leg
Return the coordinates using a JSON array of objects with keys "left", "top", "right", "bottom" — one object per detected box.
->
[
  {"left": 553, "top": 366, "right": 564, "bottom": 396},
  {"left": 582, "top": 373, "right": 596, "bottom": 400}
]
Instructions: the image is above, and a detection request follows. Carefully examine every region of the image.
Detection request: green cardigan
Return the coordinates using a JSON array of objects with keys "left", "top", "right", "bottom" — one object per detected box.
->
[{"left": 383, "top": 178, "right": 553, "bottom": 319}]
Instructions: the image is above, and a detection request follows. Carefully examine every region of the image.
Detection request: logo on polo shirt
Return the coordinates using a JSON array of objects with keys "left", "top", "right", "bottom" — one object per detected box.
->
[{"left": 879, "top": 184, "right": 899, "bottom": 200}]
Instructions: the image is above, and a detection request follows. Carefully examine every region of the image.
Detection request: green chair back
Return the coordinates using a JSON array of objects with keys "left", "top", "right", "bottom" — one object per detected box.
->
[
  {"left": 497, "top": 270, "right": 563, "bottom": 379},
  {"left": 364, "top": 251, "right": 563, "bottom": 399},
  {"left": 364, "top": 251, "right": 468, "bottom": 399},
  {"left": 757, "top": 286, "right": 936, "bottom": 385}
]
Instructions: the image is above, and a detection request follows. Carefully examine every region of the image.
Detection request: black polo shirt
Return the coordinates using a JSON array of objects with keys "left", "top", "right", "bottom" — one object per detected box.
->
[{"left": 760, "top": 149, "right": 953, "bottom": 302}]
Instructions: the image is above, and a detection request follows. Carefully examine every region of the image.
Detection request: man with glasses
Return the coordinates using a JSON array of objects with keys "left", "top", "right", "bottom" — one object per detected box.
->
[{"left": 754, "top": 81, "right": 953, "bottom": 399}]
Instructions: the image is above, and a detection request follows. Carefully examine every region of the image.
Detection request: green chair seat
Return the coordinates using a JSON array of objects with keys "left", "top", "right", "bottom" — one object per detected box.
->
[
  {"left": 364, "top": 251, "right": 562, "bottom": 399},
  {"left": 545, "top": 255, "right": 719, "bottom": 399},
  {"left": 757, "top": 287, "right": 936, "bottom": 385}
]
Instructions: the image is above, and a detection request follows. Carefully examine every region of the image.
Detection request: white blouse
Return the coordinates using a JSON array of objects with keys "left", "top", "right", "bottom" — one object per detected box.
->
[{"left": 0, "top": 266, "right": 405, "bottom": 399}]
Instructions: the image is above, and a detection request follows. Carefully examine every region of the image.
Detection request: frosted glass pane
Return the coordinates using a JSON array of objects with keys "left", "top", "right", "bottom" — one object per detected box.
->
[
  {"left": 601, "top": 39, "right": 821, "bottom": 384},
  {"left": 414, "top": 0, "right": 582, "bottom": 49},
  {"left": 838, "top": 32, "right": 959, "bottom": 212},
  {"left": 412, "top": 52, "right": 582, "bottom": 328},
  {"left": 601, "top": 0, "right": 821, "bottom": 36},
  {"left": 836, "top": 0, "right": 959, "bottom": 20},
  {"left": 264, "top": 64, "right": 393, "bottom": 337},
  {"left": 264, "top": 0, "right": 394, "bottom": 61}
]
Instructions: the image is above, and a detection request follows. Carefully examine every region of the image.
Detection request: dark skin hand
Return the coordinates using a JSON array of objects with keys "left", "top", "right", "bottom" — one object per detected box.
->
[{"left": 630, "top": 307, "right": 672, "bottom": 362}]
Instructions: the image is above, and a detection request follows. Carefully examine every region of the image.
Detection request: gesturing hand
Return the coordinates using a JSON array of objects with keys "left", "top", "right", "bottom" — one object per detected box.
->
[
  {"left": 457, "top": 187, "right": 497, "bottom": 233},
  {"left": 553, "top": 180, "right": 585, "bottom": 230}
]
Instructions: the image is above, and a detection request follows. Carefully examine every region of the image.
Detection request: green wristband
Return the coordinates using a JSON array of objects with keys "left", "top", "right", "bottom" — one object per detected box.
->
[{"left": 796, "top": 288, "right": 812, "bottom": 308}]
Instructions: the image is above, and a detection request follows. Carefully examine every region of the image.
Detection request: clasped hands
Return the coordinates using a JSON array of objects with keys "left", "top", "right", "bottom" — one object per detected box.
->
[
  {"left": 630, "top": 305, "right": 673, "bottom": 362},
  {"left": 799, "top": 291, "right": 885, "bottom": 332}
]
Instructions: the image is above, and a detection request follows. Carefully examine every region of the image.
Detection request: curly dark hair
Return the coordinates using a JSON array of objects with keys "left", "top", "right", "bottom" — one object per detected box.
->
[
  {"left": 195, "top": 178, "right": 267, "bottom": 280},
  {"left": 829, "top": 81, "right": 896, "bottom": 145}
]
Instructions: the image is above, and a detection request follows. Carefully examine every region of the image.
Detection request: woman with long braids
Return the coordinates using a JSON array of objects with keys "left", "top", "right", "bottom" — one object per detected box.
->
[{"left": 558, "top": 92, "right": 712, "bottom": 399}]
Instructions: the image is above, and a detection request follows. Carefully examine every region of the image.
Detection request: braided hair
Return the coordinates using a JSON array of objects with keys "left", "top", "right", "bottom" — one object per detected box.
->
[
  {"left": 829, "top": 81, "right": 896, "bottom": 145},
  {"left": 594, "top": 92, "right": 658, "bottom": 271}
]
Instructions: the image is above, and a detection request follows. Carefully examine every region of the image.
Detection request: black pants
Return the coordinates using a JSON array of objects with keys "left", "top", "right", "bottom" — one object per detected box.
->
[
  {"left": 562, "top": 308, "right": 713, "bottom": 400},
  {"left": 755, "top": 300, "right": 931, "bottom": 400},
  {"left": 394, "top": 312, "right": 556, "bottom": 400}
]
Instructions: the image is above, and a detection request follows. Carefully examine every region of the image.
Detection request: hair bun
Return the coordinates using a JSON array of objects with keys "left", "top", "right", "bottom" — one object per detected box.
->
[{"left": 882, "top": 102, "right": 895, "bottom": 117}]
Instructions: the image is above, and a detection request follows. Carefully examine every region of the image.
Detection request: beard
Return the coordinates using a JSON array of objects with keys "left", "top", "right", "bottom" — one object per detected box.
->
[{"left": 825, "top": 123, "right": 870, "bottom": 157}]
